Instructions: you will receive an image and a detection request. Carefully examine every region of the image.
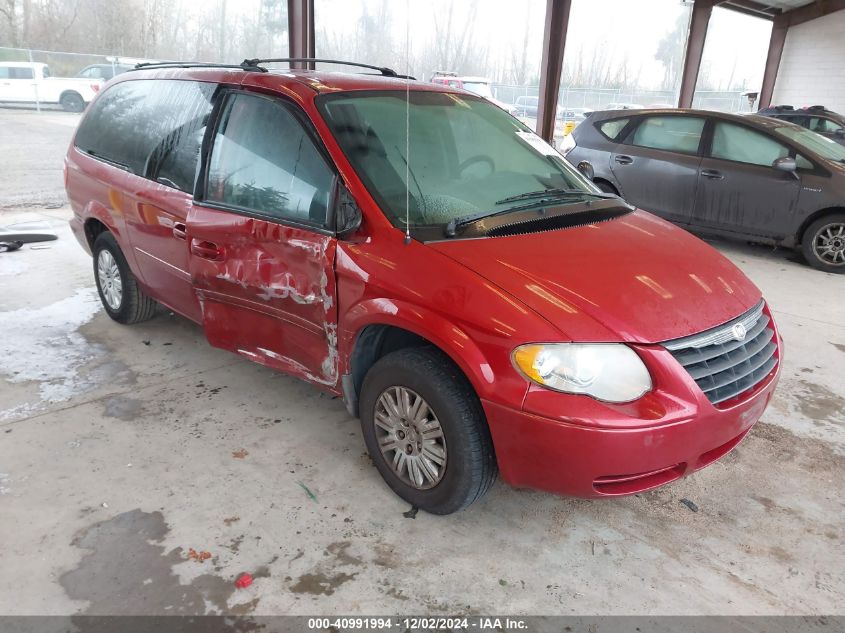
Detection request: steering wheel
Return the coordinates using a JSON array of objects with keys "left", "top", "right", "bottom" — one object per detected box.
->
[{"left": 458, "top": 155, "right": 495, "bottom": 178}]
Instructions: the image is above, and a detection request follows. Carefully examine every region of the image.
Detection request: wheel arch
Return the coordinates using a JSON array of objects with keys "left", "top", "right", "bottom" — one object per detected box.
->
[
  {"left": 796, "top": 206, "right": 845, "bottom": 245},
  {"left": 340, "top": 301, "right": 496, "bottom": 417}
]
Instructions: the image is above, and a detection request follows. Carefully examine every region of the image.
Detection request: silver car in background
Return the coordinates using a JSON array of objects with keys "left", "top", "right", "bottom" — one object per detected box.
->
[{"left": 563, "top": 109, "right": 845, "bottom": 273}]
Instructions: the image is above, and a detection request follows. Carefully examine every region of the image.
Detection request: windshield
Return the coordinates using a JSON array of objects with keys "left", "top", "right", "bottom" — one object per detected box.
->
[
  {"left": 317, "top": 91, "right": 595, "bottom": 231},
  {"left": 776, "top": 125, "right": 845, "bottom": 162},
  {"left": 461, "top": 82, "right": 493, "bottom": 99}
]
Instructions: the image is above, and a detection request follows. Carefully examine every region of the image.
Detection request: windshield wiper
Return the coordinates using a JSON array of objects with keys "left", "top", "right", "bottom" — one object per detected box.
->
[
  {"left": 495, "top": 188, "right": 616, "bottom": 205},
  {"left": 444, "top": 189, "right": 619, "bottom": 237}
]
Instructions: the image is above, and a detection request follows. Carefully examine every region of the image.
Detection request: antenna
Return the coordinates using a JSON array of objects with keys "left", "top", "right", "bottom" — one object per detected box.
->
[{"left": 403, "top": 0, "right": 411, "bottom": 245}]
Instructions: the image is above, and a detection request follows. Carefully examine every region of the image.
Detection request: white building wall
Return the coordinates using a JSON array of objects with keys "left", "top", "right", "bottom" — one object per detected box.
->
[{"left": 771, "top": 9, "right": 845, "bottom": 113}]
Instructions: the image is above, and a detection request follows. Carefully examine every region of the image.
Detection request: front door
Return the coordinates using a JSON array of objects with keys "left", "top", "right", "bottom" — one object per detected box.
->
[
  {"left": 691, "top": 120, "right": 801, "bottom": 238},
  {"left": 609, "top": 114, "right": 705, "bottom": 224},
  {"left": 187, "top": 90, "right": 339, "bottom": 387}
]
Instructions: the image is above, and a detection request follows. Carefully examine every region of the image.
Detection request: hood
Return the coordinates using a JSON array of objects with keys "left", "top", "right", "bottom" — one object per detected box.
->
[{"left": 429, "top": 210, "right": 762, "bottom": 344}]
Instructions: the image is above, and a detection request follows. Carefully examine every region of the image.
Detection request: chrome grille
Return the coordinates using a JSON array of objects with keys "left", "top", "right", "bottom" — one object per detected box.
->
[{"left": 663, "top": 300, "right": 777, "bottom": 405}]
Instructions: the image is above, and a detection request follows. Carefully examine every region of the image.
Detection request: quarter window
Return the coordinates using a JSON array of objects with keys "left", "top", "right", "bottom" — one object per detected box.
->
[
  {"left": 598, "top": 118, "right": 629, "bottom": 140},
  {"left": 711, "top": 122, "right": 789, "bottom": 167},
  {"left": 74, "top": 79, "right": 215, "bottom": 188},
  {"left": 205, "top": 93, "right": 334, "bottom": 228},
  {"left": 630, "top": 116, "right": 704, "bottom": 154}
]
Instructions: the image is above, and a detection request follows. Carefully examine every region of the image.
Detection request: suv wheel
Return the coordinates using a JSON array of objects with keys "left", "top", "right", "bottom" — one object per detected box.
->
[
  {"left": 802, "top": 214, "right": 845, "bottom": 273},
  {"left": 60, "top": 91, "right": 85, "bottom": 113},
  {"left": 93, "top": 232, "right": 158, "bottom": 323},
  {"left": 359, "top": 347, "right": 497, "bottom": 515}
]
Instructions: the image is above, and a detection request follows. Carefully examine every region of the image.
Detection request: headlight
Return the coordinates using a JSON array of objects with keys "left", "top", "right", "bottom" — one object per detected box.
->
[{"left": 512, "top": 343, "right": 652, "bottom": 403}]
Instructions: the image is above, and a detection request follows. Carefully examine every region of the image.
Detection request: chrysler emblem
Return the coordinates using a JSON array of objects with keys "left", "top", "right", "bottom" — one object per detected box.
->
[{"left": 731, "top": 323, "right": 747, "bottom": 341}]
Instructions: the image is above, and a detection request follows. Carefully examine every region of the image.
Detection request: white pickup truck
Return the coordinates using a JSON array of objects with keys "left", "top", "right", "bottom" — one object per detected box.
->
[{"left": 0, "top": 62, "right": 103, "bottom": 112}]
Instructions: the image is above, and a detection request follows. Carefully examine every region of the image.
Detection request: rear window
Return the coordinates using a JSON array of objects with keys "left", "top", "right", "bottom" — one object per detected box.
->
[
  {"left": 598, "top": 118, "right": 629, "bottom": 140},
  {"left": 74, "top": 79, "right": 215, "bottom": 190}
]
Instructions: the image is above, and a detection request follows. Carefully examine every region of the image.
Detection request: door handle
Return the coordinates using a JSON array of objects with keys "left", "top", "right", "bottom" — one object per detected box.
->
[
  {"left": 701, "top": 169, "right": 724, "bottom": 180},
  {"left": 172, "top": 222, "right": 187, "bottom": 240},
  {"left": 614, "top": 155, "right": 633, "bottom": 165},
  {"left": 190, "top": 238, "right": 223, "bottom": 261}
]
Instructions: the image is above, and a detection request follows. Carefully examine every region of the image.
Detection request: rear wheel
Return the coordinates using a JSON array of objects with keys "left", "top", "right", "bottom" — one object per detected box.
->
[
  {"left": 593, "top": 179, "right": 618, "bottom": 195},
  {"left": 801, "top": 214, "right": 845, "bottom": 273},
  {"left": 60, "top": 91, "right": 85, "bottom": 113},
  {"left": 359, "top": 347, "right": 497, "bottom": 515},
  {"left": 93, "top": 232, "right": 157, "bottom": 323}
]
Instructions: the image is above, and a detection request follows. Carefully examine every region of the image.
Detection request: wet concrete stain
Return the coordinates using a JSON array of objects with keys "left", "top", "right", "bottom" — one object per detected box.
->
[
  {"left": 290, "top": 571, "right": 357, "bottom": 596},
  {"left": 103, "top": 395, "right": 143, "bottom": 421},
  {"left": 795, "top": 380, "right": 845, "bottom": 423},
  {"left": 59, "top": 509, "right": 257, "bottom": 621}
]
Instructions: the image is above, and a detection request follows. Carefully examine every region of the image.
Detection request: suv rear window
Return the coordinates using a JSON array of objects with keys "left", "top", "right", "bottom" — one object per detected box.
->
[
  {"left": 598, "top": 118, "right": 629, "bottom": 140},
  {"left": 74, "top": 79, "right": 215, "bottom": 189}
]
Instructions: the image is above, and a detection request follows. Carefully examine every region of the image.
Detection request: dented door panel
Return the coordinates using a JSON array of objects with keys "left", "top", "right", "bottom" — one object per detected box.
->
[{"left": 187, "top": 205, "right": 339, "bottom": 390}]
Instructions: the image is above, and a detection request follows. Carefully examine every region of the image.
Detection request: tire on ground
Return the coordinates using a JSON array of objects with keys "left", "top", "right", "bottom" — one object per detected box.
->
[
  {"left": 359, "top": 346, "right": 497, "bottom": 514},
  {"left": 92, "top": 231, "right": 158, "bottom": 324},
  {"left": 801, "top": 213, "right": 845, "bottom": 274}
]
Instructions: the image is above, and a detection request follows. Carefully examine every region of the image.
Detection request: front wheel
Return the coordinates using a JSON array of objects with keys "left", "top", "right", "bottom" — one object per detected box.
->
[
  {"left": 359, "top": 347, "right": 497, "bottom": 515},
  {"left": 801, "top": 214, "right": 845, "bottom": 273},
  {"left": 93, "top": 232, "right": 158, "bottom": 323}
]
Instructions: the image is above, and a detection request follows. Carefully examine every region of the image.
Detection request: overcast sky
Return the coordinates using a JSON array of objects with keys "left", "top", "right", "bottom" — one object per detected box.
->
[{"left": 219, "top": 0, "right": 773, "bottom": 91}]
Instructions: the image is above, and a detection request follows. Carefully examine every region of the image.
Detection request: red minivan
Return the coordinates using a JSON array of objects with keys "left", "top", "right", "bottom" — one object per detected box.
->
[{"left": 65, "top": 60, "right": 782, "bottom": 514}]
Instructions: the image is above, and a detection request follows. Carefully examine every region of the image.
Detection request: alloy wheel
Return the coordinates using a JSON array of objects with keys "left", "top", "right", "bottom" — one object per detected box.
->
[
  {"left": 373, "top": 386, "right": 447, "bottom": 490},
  {"left": 813, "top": 222, "right": 845, "bottom": 267},
  {"left": 97, "top": 249, "right": 123, "bottom": 310}
]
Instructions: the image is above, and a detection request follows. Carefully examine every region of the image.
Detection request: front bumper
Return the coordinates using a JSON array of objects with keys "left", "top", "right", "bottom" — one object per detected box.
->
[{"left": 483, "top": 334, "right": 782, "bottom": 498}]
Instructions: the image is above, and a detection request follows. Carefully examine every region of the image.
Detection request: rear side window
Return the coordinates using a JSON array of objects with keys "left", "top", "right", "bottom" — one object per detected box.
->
[
  {"left": 711, "top": 122, "right": 789, "bottom": 167},
  {"left": 0, "top": 66, "right": 35, "bottom": 79},
  {"left": 809, "top": 117, "right": 843, "bottom": 134},
  {"left": 74, "top": 79, "right": 215, "bottom": 189},
  {"left": 598, "top": 118, "right": 629, "bottom": 140},
  {"left": 205, "top": 93, "right": 334, "bottom": 228},
  {"left": 630, "top": 116, "right": 704, "bottom": 154}
]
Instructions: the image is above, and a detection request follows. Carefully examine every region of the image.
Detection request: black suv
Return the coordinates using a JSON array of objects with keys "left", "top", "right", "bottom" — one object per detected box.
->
[{"left": 758, "top": 105, "right": 845, "bottom": 146}]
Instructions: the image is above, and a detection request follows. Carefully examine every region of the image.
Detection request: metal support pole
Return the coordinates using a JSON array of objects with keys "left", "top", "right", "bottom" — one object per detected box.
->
[
  {"left": 678, "top": 0, "right": 715, "bottom": 109},
  {"left": 758, "top": 18, "right": 788, "bottom": 109},
  {"left": 536, "top": 0, "right": 572, "bottom": 143},
  {"left": 287, "top": 0, "right": 315, "bottom": 70}
]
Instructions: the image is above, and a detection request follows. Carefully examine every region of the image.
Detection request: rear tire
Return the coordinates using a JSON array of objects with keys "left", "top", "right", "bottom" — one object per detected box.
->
[
  {"left": 60, "top": 91, "right": 85, "bottom": 113},
  {"left": 594, "top": 179, "right": 619, "bottom": 195},
  {"left": 801, "top": 214, "right": 845, "bottom": 273},
  {"left": 93, "top": 232, "right": 157, "bottom": 324},
  {"left": 359, "top": 347, "right": 497, "bottom": 515}
]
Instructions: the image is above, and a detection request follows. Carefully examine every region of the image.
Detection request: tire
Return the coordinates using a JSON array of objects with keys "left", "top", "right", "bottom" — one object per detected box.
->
[
  {"left": 359, "top": 347, "right": 497, "bottom": 515},
  {"left": 801, "top": 213, "right": 845, "bottom": 273},
  {"left": 92, "top": 232, "right": 158, "bottom": 323},
  {"left": 60, "top": 91, "right": 85, "bottom": 113},
  {"left": 594, "top": 179, "right": 618, "bottom": 195}
]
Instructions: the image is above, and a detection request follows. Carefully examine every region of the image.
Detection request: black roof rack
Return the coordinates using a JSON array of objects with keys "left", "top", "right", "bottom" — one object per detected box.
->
[
  {"left": 132, "top": 61, "right": 267, "bottom": 72},
  {"left": 241, "top": 57, "right": 415, "bottom": 79}
]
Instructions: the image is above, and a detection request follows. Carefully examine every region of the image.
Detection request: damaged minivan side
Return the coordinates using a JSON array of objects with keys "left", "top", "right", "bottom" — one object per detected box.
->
[{"left": 66, "top": 62, "right": 782, "bottom": 514}]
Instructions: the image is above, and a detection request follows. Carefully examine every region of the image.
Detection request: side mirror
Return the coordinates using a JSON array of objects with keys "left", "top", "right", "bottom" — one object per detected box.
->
[
  {"left": 576, "top": 160, "right": 595, "bottom": 181},
  {"left": 772, "top": 156, "right": 797, "bottom": 172},
  {"left": 335, "top": 184, "right": 362, "bottom": 237},
  {"left": 835, "top": 128, "right": 845, "bottom": 137}
]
